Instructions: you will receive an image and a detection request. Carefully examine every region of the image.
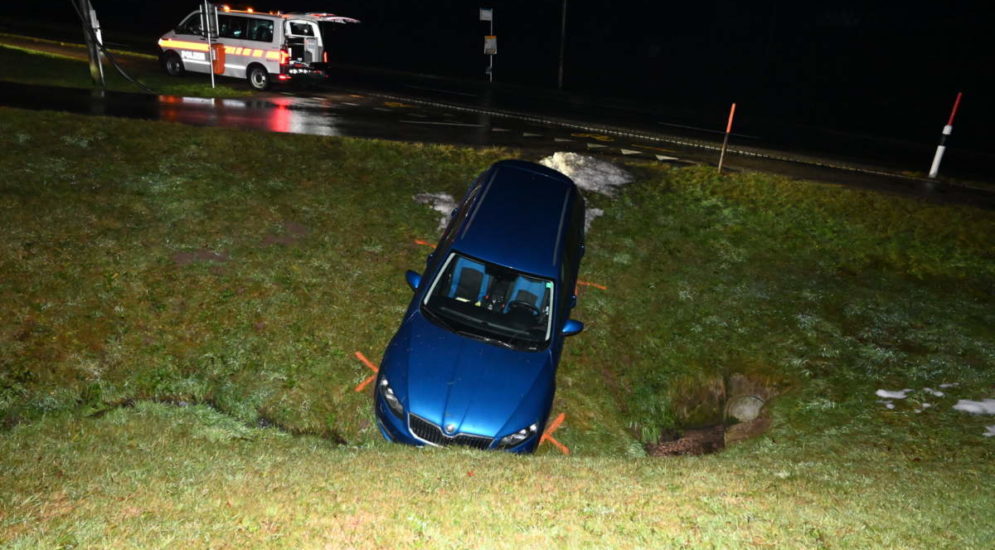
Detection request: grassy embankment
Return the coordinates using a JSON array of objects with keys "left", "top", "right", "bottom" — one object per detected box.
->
[
  {"left": 1, "top": 107, "right": 993, "bottom": 547},
  {"left": 0, "top": 33, "right": 252, "bottom": 98}
]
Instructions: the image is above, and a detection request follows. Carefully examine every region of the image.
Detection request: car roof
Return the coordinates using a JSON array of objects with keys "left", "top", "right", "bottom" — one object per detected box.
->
[{"left": 452, "top": 160, "right": 578, "bottom": 280}]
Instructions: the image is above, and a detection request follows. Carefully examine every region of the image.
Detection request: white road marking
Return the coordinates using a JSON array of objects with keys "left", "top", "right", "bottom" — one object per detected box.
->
[
  {"left": 620, "top": 148, "right": 641, "bottom": 155},
  {"left": 404, "top": 84, "right": 478, "bottom": 98},
  {"left": 554, "top": 138, "right": 573, "bottom": 142},
  {"left": 340, "top": 102, "right": 360, "bottom": 106},
  {"left": 400, "top": 120, "right": 483, "bottom": 127},
  {"left": 655, "top": 154, "right": 680, "bottom": 161},
  {"left": 491, "top": 127, "right": 510, "bottom": 132},
  {"left": 587, "top": 143, "right": 607, "bottom": 149},
  {"left": 372, "top": 107, "right": 392, "bottom": 112},
  {"left": 523, "top": 132, "right": 542, "bottom": 137},
  {"left": 657, "top": 121, "right": 759, "bottom": 140}
]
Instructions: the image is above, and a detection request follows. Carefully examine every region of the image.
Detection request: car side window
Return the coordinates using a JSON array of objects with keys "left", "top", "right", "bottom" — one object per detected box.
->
[
  {"left": 247, "top": 19, "right": 275, "bottom": 42},
  {"left": 438, "top": 181, "right": 482, "bottom": 250},
  {"left": 288, "top": 22, "right": 314, "bottom": 37},
  {"left": 218, "top": 15, "right": 247, "bottom": 39},
  {"left": 559, "top": 197, "right": 584, "bottom": 312},
  {"left": 176, "top": 14, "right": 202, "bottom": 35}
]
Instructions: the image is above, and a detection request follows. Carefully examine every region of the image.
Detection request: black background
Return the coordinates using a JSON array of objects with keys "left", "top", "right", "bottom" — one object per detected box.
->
[{"left": 8, "top": 1, "right": 994, "bottom": 152}]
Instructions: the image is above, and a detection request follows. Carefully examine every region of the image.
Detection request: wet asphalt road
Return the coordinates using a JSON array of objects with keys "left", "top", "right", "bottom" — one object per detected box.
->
[{"left": 1, "top": 79, "right": 992, "bottom": 209}]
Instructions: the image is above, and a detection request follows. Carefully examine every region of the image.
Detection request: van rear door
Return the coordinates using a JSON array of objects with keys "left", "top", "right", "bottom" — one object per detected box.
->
[{"left": 285, "top": 20, "right": 322, "bottom": 65}]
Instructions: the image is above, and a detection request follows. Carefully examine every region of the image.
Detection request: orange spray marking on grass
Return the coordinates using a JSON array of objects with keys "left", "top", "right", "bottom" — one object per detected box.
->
[
  {"left": 414, "top": 239, "right": 436, "bottom": 249},
  {"left": 540, "top": 412, "right": 570, "bottom": 455},
  {"left": 353, "top": 351, "right": 379, "bottom": 392},
  {"left": 576, "top": 280, "right": 607, "bottom": 291}
]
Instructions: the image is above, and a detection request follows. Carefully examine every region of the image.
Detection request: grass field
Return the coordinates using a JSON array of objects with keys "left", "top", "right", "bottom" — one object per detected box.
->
[{"left": 1, "top": 106, "right": 994, "bottom": 547}]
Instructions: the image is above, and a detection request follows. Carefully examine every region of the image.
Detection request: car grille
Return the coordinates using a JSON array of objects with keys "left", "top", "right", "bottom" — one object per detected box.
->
[{"left": 409, "top": 414, "right": 493, "bottom": 450}]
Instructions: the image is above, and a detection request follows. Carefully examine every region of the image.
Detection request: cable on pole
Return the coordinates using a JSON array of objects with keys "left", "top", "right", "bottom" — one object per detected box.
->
[{"left": 68, "top": 0, "right": 157, "bottom": 94}]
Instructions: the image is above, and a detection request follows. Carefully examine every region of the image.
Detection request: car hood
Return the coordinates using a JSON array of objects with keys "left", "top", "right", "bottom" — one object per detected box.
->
[{"left": 384, "top": 310, "right": 554, "bottom": 438}]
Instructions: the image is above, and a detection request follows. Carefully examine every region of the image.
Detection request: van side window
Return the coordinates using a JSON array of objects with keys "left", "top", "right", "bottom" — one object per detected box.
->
[
  {"left": 218, "top": 15, "right": 247, "bottom": 39},
  {"left": 247, "top": 19, "right": 275, "bottom": 42},
  {"left": 176, "top": 14, "right": 202, "bottom": 35}
]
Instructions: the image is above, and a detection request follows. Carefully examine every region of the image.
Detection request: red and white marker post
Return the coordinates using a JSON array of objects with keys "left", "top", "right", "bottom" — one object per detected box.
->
[
  {"left": 928, "top": 92, "right": 963, "bottom": 179},
  {"left": 717, "top": 102, "right": 736, "bottom": 174}
]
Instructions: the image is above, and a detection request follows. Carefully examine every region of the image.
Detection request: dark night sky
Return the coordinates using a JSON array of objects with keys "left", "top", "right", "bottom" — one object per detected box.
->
[{"left": 8, "top": 1, "right": 994, "bottom": 151}]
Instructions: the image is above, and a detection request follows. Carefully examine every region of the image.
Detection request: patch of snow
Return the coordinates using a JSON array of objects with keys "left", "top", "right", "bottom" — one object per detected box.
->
[
  {"left": 876, "top": 389, "right": 912, "bottom": 400},
  {"left": 877, "top": 400, "right": 896, "bottom": 410},
  {"left": 952, "top": 399, "right": 995, "bottom": 415},
  {"left": 539, "top": 152, "right": 634, "bottom": 197},
  {"left": 939, "top": 382, "right": 959, "bottom": 389},
  {"left": 984, "top": 426, "right": 995, "bottom": 438},
  {"left": 914, "top": 403, "right": 932, "bottom": 414},
  {"left": 923, "top": 387, "right": 945, "bottom": 397},
  {"left": 584, "top": 208, "right": 603, "bottom": 232},
  {"left": 413, "top": 192, "right": 456, "bottom": 232}
]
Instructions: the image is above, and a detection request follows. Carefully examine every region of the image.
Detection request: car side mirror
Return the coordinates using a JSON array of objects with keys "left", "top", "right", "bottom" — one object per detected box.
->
[
  {"left": 562, "top": 319, "right": 584, "bottom": 337},
  {"left": 405, "top": 270, "right": 422, "bottom": 291}
]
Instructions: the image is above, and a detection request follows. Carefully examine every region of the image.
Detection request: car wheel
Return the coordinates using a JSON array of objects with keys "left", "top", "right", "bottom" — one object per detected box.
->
[
  {"left": 247, "top": 65, "right": 270, "bottom": 91},
  {"left": 162, "top": 52, "right": 184, "bottom": 77}
]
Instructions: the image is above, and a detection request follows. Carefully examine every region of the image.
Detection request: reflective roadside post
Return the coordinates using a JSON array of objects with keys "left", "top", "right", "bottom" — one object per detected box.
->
[
  {"left": 928, "top": 92, "right": 963, "bottom": 179},
  {"left": 717, "top": 102, "right": 736, "bottom": 174},
  {"left": 480, "top": 8, "right": 495, "bottom": 83}
]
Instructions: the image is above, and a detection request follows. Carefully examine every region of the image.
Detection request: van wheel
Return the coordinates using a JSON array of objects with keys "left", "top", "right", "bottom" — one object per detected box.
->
[
  {"left": 162, "top": 52, "right": 184, "bottom": 76},
  {"left": 247, "top": 65, "right": 270, "bottom": 91}
]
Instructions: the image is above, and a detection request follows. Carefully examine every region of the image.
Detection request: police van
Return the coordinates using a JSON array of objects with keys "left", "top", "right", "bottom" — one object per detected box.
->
[{"left": 158, "top": 5, "right": 358, "bottom": 90}]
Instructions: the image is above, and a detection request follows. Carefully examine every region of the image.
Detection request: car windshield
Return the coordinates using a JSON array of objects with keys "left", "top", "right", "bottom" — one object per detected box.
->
[{"left": 422, "top": 253, "right": 554, "bottom": 351}]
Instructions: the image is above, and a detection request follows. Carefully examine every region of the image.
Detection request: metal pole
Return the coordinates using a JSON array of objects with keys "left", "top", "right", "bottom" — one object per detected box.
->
[
  {"left": 77, "top": 0, "right": 104, "bottom": 88},
  {"left": 203, "top": 0, "right": 216, "bottom": 88},
  {"left": 557, "top": 0, "right": 567, "bottom": 89},
  {"left": 488, "top": 16, "right": 494, "bottom": 83},
  {"left": 928, "top": 91, "right": 963, "bottom": 178},
  {"left": 717, "top": 102, "right": 736, "bottom": 173}
]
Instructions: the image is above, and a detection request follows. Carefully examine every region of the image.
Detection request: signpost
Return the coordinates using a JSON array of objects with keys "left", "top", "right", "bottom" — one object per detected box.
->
[
  {"left": 480, "top": 8, "right": 495, "bottom": 82},
  {"left": 201, "top": 0, "right": 219, "bottom": 88}
]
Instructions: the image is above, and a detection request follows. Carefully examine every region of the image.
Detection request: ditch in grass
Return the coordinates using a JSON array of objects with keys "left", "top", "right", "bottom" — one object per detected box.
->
[
  {"left": 1, "top": 106, "right": 993, "bottom": 460},
  {"left": 2, "top": 106, "right": 994, "bottom": 546}
]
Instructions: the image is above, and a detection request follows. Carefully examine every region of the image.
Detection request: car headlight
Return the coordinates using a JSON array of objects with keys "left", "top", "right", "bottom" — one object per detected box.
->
[
  {"left": 378, "top": 378, "right": 404, "bottom": 418},
  {"left": 496, "top": 423, "right": 538, "bottom": 450}
]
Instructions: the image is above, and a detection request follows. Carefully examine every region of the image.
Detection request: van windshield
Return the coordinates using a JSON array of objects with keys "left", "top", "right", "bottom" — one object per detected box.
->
[{"left": 422, "top": 253, "right": 554, "bottom": 351}]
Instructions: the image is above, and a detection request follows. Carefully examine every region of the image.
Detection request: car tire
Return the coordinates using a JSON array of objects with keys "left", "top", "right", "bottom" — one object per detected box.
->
[
  {"left": 162, "top": 52, "right": 184, "bottom": 77},
  {"left": 247, "top": 65, "right": 270, "bottom": 91}
]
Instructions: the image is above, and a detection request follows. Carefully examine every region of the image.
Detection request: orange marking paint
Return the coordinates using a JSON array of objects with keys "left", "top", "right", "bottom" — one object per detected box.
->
[
  {"left": 353, "top": 351, "right": 379, "bottom": 392},
  {"left": 577, "top": 280, "right": 607, "bottom": 290},
  {"left": 414, "top": 239, "right": 437, "bottom": 249},
  {"left": 540, "top": 413, "right": 570, "bottom": 455}
]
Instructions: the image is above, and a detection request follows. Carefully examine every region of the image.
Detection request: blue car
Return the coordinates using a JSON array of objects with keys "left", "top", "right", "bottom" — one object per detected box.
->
[{"left": 374, "top": 159, "right": 586, "bottom": 453}]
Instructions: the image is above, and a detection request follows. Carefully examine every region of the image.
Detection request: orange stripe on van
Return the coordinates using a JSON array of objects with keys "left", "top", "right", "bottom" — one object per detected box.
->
[{"left": 158, "top": 38, "right": 210, "bottom": 52}]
